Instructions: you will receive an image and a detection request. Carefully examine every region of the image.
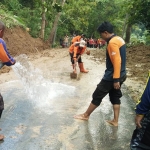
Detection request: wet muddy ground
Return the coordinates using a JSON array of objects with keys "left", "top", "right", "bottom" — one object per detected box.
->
[
  {"left": 0, "top": 49, "right": 136, "bottom": 150},
  {"left": 0, "top": 26, "right": 149, "bottom": 150}
]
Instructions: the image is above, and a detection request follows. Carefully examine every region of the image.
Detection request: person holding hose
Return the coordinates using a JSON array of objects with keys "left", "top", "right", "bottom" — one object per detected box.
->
[
  {"left": 0, "top": 20, "right": 16, "bottom": 140},
  {"left": 69, "top": 40, "right": 89, "bottom": 74}
]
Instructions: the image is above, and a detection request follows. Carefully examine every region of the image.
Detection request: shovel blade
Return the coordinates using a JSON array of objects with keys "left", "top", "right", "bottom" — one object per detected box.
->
[{"left": 70, "top": 72, "right": 77, "bottom": 79}]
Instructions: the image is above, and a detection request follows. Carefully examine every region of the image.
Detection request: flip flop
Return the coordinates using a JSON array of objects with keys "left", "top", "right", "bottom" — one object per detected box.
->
[{"left": 74, "top": 114, "right": 89, "bottom": 121}]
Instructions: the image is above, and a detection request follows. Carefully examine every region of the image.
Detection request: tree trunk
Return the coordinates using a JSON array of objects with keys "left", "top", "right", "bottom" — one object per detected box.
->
[
  {"left": 122, "top": 14, "right": 128, "bottom": 38},
  {"left": 48, "top": 0, "right": 66, "bottom": 48},
  {"left": 48, "top": 12, "right": 61, "bottom": 47},
  {"left": 125, "top": 23, "right": 132, "bottom": 43},
  {"left": 40, "top": 0, "right": 46, "bottom": 39}
]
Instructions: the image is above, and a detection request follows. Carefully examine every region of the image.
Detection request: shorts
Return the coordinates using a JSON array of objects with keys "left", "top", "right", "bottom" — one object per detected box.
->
[{"left": 91, "top": 75, "right": 126, "bottom": 106}]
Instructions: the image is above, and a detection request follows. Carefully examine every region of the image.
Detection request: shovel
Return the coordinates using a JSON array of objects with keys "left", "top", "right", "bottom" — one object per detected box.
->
[{"left": 70, "top": 62, "right": 77, "bottom": 79}]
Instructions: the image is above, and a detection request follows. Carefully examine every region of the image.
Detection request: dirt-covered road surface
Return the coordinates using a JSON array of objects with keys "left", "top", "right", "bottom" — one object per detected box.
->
[{"left": 0, "top": 48, "right": 136, "bottom": 150}]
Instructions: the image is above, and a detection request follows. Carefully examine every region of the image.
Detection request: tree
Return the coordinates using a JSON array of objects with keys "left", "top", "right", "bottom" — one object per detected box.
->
[
  {"left": 48, "top": 0, "right": 65, "bottom": 47},
  {"left": 40, "top": 0, "right": 46, "bottom": 39}
]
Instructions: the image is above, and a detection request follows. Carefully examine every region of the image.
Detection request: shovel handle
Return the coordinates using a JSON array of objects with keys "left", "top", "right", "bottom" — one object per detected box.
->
[{"left": 73, "top": 63, "right": 77, "bottom": 71}]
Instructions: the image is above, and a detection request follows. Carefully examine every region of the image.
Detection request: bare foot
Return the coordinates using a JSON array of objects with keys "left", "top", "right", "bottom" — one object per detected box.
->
[
  {"left": 106, "top": 120, "right": 118, "bottom": 127},
  {"left": 0, "top": 134, "right": 4, "bottom": 141},
  {"left": 74, "top": 114, "right": 89, "bottom": 120}
]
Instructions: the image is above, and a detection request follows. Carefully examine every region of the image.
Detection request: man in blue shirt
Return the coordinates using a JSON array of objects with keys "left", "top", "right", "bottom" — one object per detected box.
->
[{"left": 130, "top": 71, "right": 150, "bottom": 150}]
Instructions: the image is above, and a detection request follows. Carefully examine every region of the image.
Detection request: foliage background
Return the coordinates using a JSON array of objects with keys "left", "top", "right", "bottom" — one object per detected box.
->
[{"left": 0, "top": 0, "right": 150, "bottom": 46}]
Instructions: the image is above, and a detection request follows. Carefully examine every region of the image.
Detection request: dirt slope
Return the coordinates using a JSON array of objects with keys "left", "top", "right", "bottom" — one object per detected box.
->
[{"left": 1, "top": 26, "right": 150, "bottom": 102}]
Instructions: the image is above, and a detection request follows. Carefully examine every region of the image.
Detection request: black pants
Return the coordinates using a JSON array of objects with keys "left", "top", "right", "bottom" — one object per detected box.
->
[
  {"left": 69, "top": 53, "right": 82, "bottom": 64},
  {"left": 0, "top": 93, "right": 4, "bottom": 118},
  {"left": 92, "top": 75, "right": 126, "bottom": 106}
]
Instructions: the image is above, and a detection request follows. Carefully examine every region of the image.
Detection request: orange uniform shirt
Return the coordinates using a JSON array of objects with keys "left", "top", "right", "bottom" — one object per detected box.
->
[
  {"left": 71, "top": 36, "right": 81, "bottom": 43},
  {"left": 107, "top": 36, "right": 125, "bottom": 80},
  {"left": 69, "top": 44, "right": 86, "bottom": 58}
]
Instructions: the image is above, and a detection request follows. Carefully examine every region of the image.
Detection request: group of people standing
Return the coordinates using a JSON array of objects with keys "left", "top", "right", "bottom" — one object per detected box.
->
[
  {"left": 86, "top": 37, "right": 106, "bottom": 48},
  {"left": 60, "top": 34, "right": 106, "bottom": 49}
]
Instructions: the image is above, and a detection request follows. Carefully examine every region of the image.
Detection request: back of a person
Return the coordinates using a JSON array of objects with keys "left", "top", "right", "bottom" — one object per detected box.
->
[
  {"left": 69, "top": 43, "right": 74, "bottom": 53},
  {"left": 71, "top": 36, "right": 81, "bottom": 43},
  {"left": 104, "top": 35, "right": 126, "bottom": 81}
]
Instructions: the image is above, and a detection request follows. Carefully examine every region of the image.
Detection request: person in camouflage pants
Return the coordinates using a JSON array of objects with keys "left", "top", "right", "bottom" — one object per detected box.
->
[{"left": 130, "top": 72, "right": 150, "bottom": 150}]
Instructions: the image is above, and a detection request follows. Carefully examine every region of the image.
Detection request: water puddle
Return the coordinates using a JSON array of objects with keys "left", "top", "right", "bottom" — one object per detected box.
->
[{"left": 12, "top": 54, "right": 76, "bottom": 113}]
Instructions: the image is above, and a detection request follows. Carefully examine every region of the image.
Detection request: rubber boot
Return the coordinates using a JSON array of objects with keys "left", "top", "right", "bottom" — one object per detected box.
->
[{"left": 78, "top": 63, "right": 89, "bottom": 73}]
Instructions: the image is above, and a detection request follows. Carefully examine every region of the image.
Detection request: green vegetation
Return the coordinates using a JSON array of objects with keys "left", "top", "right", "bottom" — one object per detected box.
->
[
  {"left": 0, "top": 0, "right": 150, "bottom": 46},
  {"left": 0, "top": 4, "right": 26, "bottom": 28}
]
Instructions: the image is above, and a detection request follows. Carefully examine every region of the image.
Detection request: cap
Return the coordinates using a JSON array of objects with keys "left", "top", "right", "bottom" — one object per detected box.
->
[{"left": 79, "top": 40, "right": 86, "bottom": 47}]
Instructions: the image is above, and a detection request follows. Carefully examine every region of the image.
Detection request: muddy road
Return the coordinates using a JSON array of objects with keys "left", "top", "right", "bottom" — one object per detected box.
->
[{"left": 0, "top": 48, "right": 135, "bottom": 150}]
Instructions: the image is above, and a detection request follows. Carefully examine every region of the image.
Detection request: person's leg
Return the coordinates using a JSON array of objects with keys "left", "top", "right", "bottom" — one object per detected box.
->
[
  {"left": 74, "top": 80, "right": 113, "bottom": 120},
  {"left": 106, "top": 84, "right": 122, "bottom": 126},
  {"left": 74, "top": 103, "right": 98, "bottom": 120},
  {"left": 106, "top": 104, "right": 120, "bottom": 126},
  {"left": 0, "top": 94, "right": 4, "bottom": 140},
  {"left": 78, "top": 56, "right": 89, "bottom": 73}
]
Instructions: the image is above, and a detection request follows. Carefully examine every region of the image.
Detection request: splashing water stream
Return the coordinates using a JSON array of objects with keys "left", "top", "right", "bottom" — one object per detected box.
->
[{"left": 12, "top": 54, "right": 76, "bottom": 112}]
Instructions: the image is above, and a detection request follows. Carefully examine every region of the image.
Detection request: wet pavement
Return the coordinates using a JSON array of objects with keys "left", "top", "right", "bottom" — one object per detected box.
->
[{"left": 0, "top": 51, "right": 136, "bottom": 150}]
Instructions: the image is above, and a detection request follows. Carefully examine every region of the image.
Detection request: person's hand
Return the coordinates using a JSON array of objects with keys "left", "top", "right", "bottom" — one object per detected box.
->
[
  {"left": 77, "top": 55, "right": 81, "bottom": 61},
  {"left": 135, "top": 114, "right": 144, "bottom": 128},
  {"left": 86, "top": 50, "right": 90, "bottom": 55},
  {"left": 113, "top": 82, "right": 120, "bottom": 89},
  {"left": 12, "top": 59, "right": 16, "bottom": 65},
  {"left": 73, "top": 58, "right": 77, "bottom": 64}
]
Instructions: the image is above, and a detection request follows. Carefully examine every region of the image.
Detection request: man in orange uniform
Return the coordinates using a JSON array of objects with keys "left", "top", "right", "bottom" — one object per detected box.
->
[
  {"left": 74, "top": 22, "right": 126, "bottom": 127},
  {"left": 69, "top": 40, "right": 88, "bottom": 73},
  {"left": 71, "top": 34, "right": 85, "bottom": 44},
  {"left": 0, "top": 20, "right": 16, "bottom": 140}
]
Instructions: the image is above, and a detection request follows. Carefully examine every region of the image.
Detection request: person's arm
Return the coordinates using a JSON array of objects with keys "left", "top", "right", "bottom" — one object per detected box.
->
[
  {"left": 73, "top": 46, "right": 78, "bottom": 60},
  {"left": 135, "top": 72, "right": 150, "bottom": 128},
  {"left": 136, "top": 73, "right": 150, "bottom": 115},
  {"left": 108, "top": 43, "right": 121, "bottom": 89},
  {"left": 108, "top": 43, "right": 121, "bottom": 82},
  {"left": 135, "top": 114, "right": 144, "bottom": 128},
  {"left": 0, "top": 40, "right": 16, "bottom": 66}
]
